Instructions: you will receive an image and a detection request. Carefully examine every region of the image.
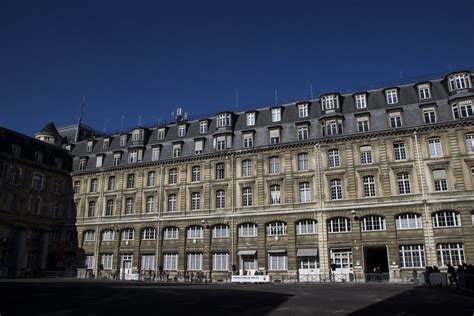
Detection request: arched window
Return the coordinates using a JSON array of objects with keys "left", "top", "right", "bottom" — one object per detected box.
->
[
  {"left": 327, "top": 217, "right": 351, "bottom": 233},
  {"left": 163, "top": 227, "right": 179, "bottom": 240},
  {"left": 102, "top": 229, "right": 115, "bottom": 241},
  {"left": 83, "top": 230, "right": 95, "bottom": 242},
  {"left": 360, "top": 215, "right": 385, "bottom": 231},
  {"left": 296, "top": 219, "right": 317, "bottom": 235},
  {"left": 121, "top": 228, "right": 134, "bottom": 240},
  {"left": 238, "top": 223, "right": 257, "bottom": 237},
  {"left": 187, "top": 226, "right": 203, "bottom": 239},
  {"left": 242, "top": 160, "right": 252, "bottom": 177},
  {"left": 395, "top": 213, "right": 422, "bottom": 230},
  {"left": 432, "top": 211, "right": 461, "bottom": 227},
  {"left": 266, "top": 221, "right": 287, "bottom": 236},
  {"left": 212, "top": 225, "right": 230, "bottom": 238},
  {"left": 142, "top": 227, "right": 156, "bottom": 240}
]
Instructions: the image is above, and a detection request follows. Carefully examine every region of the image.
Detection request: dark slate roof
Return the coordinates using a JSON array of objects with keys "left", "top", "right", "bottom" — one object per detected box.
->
[
  {"left": 0, "top": 126, "right": 72, "bottom": 172},
  {"left": 36, "top": 122, "right": 61, "bottom": 138},
  {"left": 68, "top": 71, "right": 474, "bottom": 172}
]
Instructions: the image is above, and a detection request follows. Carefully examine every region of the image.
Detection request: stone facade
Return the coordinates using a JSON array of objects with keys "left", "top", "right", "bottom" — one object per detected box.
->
[
  {"left": 0, "top": 126, "right": 77, "bottom": 277},
  {"left": 70, "top": 71, "right": 474, "bottom": 282}
]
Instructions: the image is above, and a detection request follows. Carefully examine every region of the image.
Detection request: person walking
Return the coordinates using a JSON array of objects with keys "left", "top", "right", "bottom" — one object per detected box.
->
[{"left": 447, "top": 264, "right": 457, "bottom": 286}]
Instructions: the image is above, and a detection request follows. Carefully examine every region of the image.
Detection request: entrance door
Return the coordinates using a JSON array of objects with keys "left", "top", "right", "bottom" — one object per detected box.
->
[
  {"left": 330, "top": 248, "right": 353, "bottom": 282},
  {"left": 120, "top": 254, "right": 133, "bottom": 280},
  {"left": 298, "top": 257, "right": 320, "bottom": 282},
  {"left": 364, "top": 246, "right": 389, "bottom": 282},
  {"left": 240, "top": 255, "right": 257, "bottom": 275}
]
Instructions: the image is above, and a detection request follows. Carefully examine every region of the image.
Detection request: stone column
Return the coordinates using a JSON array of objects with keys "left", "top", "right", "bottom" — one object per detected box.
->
[{"left": 39, "top": 230, "right": 50, "bottom": 270}]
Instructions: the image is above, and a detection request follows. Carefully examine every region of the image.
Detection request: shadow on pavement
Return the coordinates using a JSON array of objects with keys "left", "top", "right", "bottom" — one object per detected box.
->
[
  {"left": 0, "top": 281, "right": 292, "bottom": 315},
  {"left": 349, "top": 286, "right": 474, "bottom": 316}
]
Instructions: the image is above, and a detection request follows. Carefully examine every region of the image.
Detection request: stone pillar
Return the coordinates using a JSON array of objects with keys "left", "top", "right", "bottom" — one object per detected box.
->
[
  {"left": 13, "top": 227, "right": 27, "bottom": 277},
  {"left": 39, "top": 230, "right": 50, "bottom": 270}
]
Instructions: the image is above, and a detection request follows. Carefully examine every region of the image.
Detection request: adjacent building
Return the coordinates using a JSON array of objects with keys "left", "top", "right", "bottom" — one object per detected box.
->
[
  {"left": 9, "top": 70, "right": 474, "bottom": 282},
  {"left": 0, "top": 124, "right": 77, "bottom": 277}
]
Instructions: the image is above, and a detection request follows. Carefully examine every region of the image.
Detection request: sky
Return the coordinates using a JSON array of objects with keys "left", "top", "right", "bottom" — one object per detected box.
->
[{"left": 1, "top": 0, "right": 473, "bottom": 136}]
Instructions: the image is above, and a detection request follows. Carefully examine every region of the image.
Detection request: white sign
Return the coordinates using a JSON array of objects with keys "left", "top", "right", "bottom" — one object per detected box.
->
[
  {"left": 125, "top": 273, "right": 139, "bottom": 281},
  {"left": 231, "top": 275, "right": 270, "bottom": 283}
]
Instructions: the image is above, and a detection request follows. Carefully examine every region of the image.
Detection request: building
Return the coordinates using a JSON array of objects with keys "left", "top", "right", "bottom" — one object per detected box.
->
[
  {"left": 0, "top": 125, "right": 78, "bottom": 277},
  {"left": 70, "top": 70, "right": 474, "bottom": 282}
]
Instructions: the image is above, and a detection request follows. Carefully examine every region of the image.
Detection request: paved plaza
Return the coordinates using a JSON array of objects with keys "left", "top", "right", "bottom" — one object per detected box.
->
[{"left": 0, "top": 280, "right": 473, "bottom": 316}]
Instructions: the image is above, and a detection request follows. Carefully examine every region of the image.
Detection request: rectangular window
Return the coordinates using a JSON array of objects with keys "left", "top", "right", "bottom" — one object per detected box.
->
[
  {"left": 268, "top": 252, "right": 288, "bottom": 271},
  {"left": 167, "top": 194, "right": 177, "bottom": 212},
  {"left": 452, "top": 100, "right": 474, "bottom": 119},
  {"left": 357, "top": 118, "right": 369, "bottom": 132},
  {"left": 271, "top": 108, "right": 281, "bottom": 122},
  {"left": 85, "top": 255, "right": 95, "bottom": 269},
  {"left": 269, "top": 129, "right": 280, "bottom": 144},
  {"left": 355, "top": 94, "right": 367, "bottom": 109},
  {"left": 400, "top": 245, "right": 425, "bottom": 268},
  {"left": 466, "top": 134, "right": 474, "bottom": 153},
  {"left": 386, "top": 89, "right": 398, "bottom": 104},
  {"left": 157, "top": 128, "right": 165, "bottom": 140},
  {"left": 423, "top": 108, "right": 436, "bottom": 123},
  {"left": 178, "top": 125, "right": 186, "bottom": 137},
  {"left": 187, "top": 253, "right": 203, "bottom": 270},
  {"left": 101, "top": 254, "right": 113, "bottom": 270},
  {"left": 297, "top": 125, "right": 309, "bottom": 140},
  {"left": 217, "top": 113, "right": 231, "bottom": 127},
  {"left": 418, "top": 84, "right": 431, "bottom": 100},
  {"left": 396, "top": 213, "right": 422, "bottom": 230},
  {"left": 360, "top": 146, "right": 372, "bottom": 164},
  {"left": 79, "top": 158, "right": 87, "bottom": 171},
  {"left": 164, "top": 227, "right": 179, "bottom": 239},
  {"left": 437, "top": 243, "right": 465, "bottom": 266},
  {"left": 152, "top": 147, "right": 160, "bottom": 161},
  {"left": 433, "top": 170, "right": 448, "bottom": 192},
  {"left": 32, "top": 173, "right": 44, "bottom": 190},
  {"left": 113, "top": 154, "right": 121, "bottom": 166},
  {"left": 296, "top": 220, "right": 317, "bottom": 235},
  {"left": 141, "top": 255, "right": 155, "bottom": 271},
  {"left": 96, "top": 155, "right": 103, "bottom": 168},
  {"left": 191, "top": 192, "right": 200, "bottom": 210},
  {"left": 86, "top": 141, "right": 93, "bottom": 152},
  {"left": 397, "top": 173, "right": 411, "bottom": 194},
  {"left": 128, "top": 150, "right": 138, "bottom": 163},
  {"left": 390, "top": 113, "right": 402, "bottom": 128},
  {"left": 269, "top": 156, "right": 280, "bottom": 174},
  {"left": 328, "top": 149, "right": 340, "bottom": 167},
  {"left": 120, "top": 136, "right": 127, "bottom": 147},
  {"left": 243, "top": 133, "right": 254, "bottom": 148},
  {"left": 246, "top": 112, "right": 255, "bottom": 126},
  {"left": 194, "top": 140, "right": 204, "bottom": 155},
  {"left": 173, "top": 144, "right": 182, "bottom": 158},
  {"left": 163, "top": 254, "right": 178, "bottom": 270},
  {"left": 103, "top": 138, "right": 109, "bottom": 150},
  {"left": 428, "top": 138, "right": 443, "bottom": 158},
  {"left": 199, "top": 121, "right": 208, "bottom": 134},
  {"left": 299, "top": 182, "right": 311, "bottom": 202},
  {"left": 212, "top": 225, "right": 230, "bottom": 238},
  {"left": 298, "top": 103, "right": 308, "bottom": 118},
  {"left": 213, "top": 253, "right": 229, "bottom": 271},
  {"left": 393, "top": 142, "right": 407, "bottom": 160},
  {"left": 238, "top": 224, "right": 257, "bottom": 237}
]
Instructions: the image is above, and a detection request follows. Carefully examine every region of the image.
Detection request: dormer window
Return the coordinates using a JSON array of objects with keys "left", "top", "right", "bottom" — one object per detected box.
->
[
  {"left": 448, "top": 72, "right": 472, "bottom": 91},
  {"left": 113, "top": 153, "right": 121, "bottom": 166},
  {"left": 11, "top": 144, "right": 21, "bottom": 158},
  {"left": 173, "top": 143, "right": 182, "bottom": 158},
  {"left": 128, "top": 149, "right": 142, "bottom": 163},
  {"left": 151, "top": 147, "right": 160, "bottom": 161},
  {"left": 298, "top": 103, "right": 309, "bottom": 118},
  {"left": 79, "top": 158, "right": 87, "bottom": 171},
  {"left": 132, "top": 129, "right": 144, "bottom": 141},
  {"left": 321, "top": 94, "right": 339, "bottom": 112},
  {"left": 321, "top": 119, "right": 343, "bottom": 136},
  {"left": 271, "top": 108, "right": 281, "bottom": 122},
  {"left": 34, "top": 151, "right": 43, "bottom": 163},
  {"left": 246, "top": 112, "right": 256, "bottom": 126},
  {"left": 243, "top": 132, "right": 254, "bottom": 148},
  {"left": 103, "top": 138, "right": 110, "bottom": 150},
  {"left": 389, "top": 111, "right": 402, "bottom": 128},
  {"left": 214, "top": 135, "right": 231, "bottom": 151},
  {"left": 120, "top": 135, "right": 127, "bottom": 147},
  {"left": 199, "top": 121, "right": 208, "bottom": 134},
  {"left": 297, "top": 125, "right": 309, "bottom": 141},
  {"left": 355, "top": 94, "right": 367, "bottom": 109},
  {"left": 96, "top": 154, "right": 104, "bottom": 168},
  {"left": 357, "top": 116, "right": 370, "bottom": 132},
  {"left": 178, "top": 125, "right": 186, "bottom": 137},
  {"left": 417, "top": 83, "right": 431, "bottom": 100},
  {"left": 452, "top": 100, "right": 474, "bottom": 119},
  {"left": 217, "top": 113, "right": 232, "bottom": 127},
  {"left": 157, "top": 128, "right": 166, "bottom": 140},
  {"left": 86, "top": 141, "right": 94, "bottom": 152},
  {"left": 269, "top": 128, "right": 281, "bottom": 144},
  {"left": 385, "top": 89, "right": 398, "bottom": 104},
  {"left": 194, "top": 139, "right": 204, "bottom": 155}
]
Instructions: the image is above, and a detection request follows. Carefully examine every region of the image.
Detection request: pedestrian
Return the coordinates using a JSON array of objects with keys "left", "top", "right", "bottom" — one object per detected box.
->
[{"left": 447, "top": 264, "right": 457, "bottom": 286}]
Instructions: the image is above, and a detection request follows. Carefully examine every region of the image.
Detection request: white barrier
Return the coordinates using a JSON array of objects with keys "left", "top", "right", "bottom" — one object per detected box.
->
[
  {"left": 231, "top": 275, "right": 270, "bottom": 283},
  {"left": 125, "top": 273, "right": 140, "bottom": 280}
]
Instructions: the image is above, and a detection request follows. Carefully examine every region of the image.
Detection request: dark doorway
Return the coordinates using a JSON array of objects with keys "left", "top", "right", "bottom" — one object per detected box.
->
[
  {"left": 46, "top": 253, "right": 57, "bottom": 270},
  {"left": 364, "top": 246, "right": 388, "bottom": 273}
]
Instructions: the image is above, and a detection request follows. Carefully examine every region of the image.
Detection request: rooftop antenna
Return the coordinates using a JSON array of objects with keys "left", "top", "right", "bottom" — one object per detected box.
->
[
  {"left": 399, "top": 70, "right": 404, "bottom": 80},
  {"left": 310, "top": 84, "right": 314, "bottom": 99},
  {"left": 78, "top": 96, "right": 86, "bottom": 125},
  {"left": 121, "top": 115, "right": 125, "bottom": 132},
  {"left": 103, "top": 117, "right": 109, "bottom": 133},
  {"left": 274, "top": 88, "right": 278, "bottom": 105},
  {"left": 138, "top": 115, "right": 142, "bottom": 127},
  {"left": 184, "top": 112, "right": 188, "bottom": 120},
  {"left": 448, "top": 64, "right": 452, "bottom": 72},
  {"left": 154, "top": 116, "right": 162, "bottom": 126},
  {"left": 236, "top": 90, "right": 239, "bottom": 111}
]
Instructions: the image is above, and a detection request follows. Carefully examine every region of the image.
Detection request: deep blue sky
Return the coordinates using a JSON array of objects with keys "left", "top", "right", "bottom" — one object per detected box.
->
[{"left": 1, "top": 0, "right": 473, "bottom": 136}]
